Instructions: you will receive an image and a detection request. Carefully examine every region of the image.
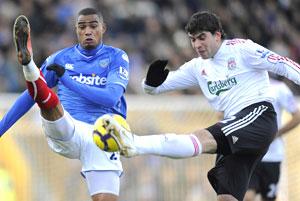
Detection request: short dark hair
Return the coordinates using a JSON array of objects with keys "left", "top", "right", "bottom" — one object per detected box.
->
[
  {"left": 77, "top": 8, "right": 103, "bottom": 22},
  {"left": 185, "top": 11, "right": 226, "bottom": 39}
]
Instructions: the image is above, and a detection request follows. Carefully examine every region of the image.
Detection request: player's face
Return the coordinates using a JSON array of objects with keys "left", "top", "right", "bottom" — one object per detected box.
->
[
  {"left": 188, "top": 31, "right": 222, "bottom": 59},
  {"left": 76, "top": 14, "right": 106, "bottom": 50}
]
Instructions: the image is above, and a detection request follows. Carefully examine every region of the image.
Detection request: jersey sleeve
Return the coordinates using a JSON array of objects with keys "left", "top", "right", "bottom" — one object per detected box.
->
[
  {"left": 59, "top": 73, "right": 124, "bottom": 107},
  {"left": 0, "top": 91, "right": 35, "bottom": 137},
  {"left": 148, "top": 59, "right": 199, "bottom": 94},
  {"left": 40, "top": 53, "right": 61, "bottom": 88},
  {"left": 106, "top": 50, "right": 130, "bottom": 90},
  {"left": 278, "top": 83, "right": 298, "bottom": 113},
  {"left": 241, "top": 39, "right": 300, "bottom": 85}
]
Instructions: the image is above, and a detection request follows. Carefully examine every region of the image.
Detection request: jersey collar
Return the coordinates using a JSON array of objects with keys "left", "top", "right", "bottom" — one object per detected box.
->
[
  {"left": 212, "top": 40, "right": 226, "bottom": 60},
  {"left": 77, "top": 43, "right": 104, "bottom": 57}
]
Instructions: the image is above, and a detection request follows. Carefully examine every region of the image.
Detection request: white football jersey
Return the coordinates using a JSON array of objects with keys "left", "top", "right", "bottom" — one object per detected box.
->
[
  {"left": 147, "top": 39, "right": 300, "bottom": 118},
  {"left": 262, "top": 79, "right": 298, "bottom": 162}
]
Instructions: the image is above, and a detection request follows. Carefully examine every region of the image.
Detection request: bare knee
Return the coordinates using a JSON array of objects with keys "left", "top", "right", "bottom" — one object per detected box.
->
[
  {"left": 92, "top": 193, "right": 118, "bottom": 201},
  {"left": 218, "top": 194, "right": 238, "bottom": 201},
  {"left": 41, "top": 104, "right": 64, "bottom": 121},
  {"left": 193, "top": 129, "right": 217, "bottom": 153},
  {"left": 243, "top": 190, "right": 256, "bottom": 201},
  {"left": 42, "top": 109, "right": 75, "bottom": 141}
]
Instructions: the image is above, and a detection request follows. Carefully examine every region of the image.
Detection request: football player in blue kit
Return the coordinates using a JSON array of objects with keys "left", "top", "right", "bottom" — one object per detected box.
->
[{"left": 0, "top": 8, "right": 129, "bottom": 201}]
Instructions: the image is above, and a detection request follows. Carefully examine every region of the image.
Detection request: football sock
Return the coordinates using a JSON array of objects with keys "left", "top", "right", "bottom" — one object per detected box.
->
[
  {"left": 134, "top": 133, "right": 202, "bottom": 158},
  {"left": 23, "top": 60, "right": 59, "bottom": 110},
  {"left": 23, "top": 60, "right": 40, "bottom": 81}
]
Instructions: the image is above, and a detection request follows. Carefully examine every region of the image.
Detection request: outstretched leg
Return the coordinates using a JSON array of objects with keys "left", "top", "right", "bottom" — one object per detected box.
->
[
  {"left": 13, "top": 15, "right": 73, "bottom": 142},
  {"left": 13, "top": 15, "right": 62, "bottom": 121},
  {"left": 101, "top": 114, "right": 217, "bottom": 158}
]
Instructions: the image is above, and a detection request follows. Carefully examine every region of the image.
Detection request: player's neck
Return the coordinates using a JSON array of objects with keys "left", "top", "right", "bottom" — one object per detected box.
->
[
  {"left": 78, "top": 43, "right": 103, "bottom": 56},
  {"left": 211, "top": 40, "right": 224, "bottom": 59}
]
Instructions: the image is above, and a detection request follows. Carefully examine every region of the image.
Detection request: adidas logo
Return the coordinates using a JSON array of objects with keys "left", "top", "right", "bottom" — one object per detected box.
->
[{"left": 232, "top": 136, "right": 238, "bottom": 144}]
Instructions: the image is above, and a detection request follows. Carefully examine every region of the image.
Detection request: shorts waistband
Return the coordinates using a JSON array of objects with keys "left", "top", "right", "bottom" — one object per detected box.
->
[{"left": 242, "top": 101, "right": 274, "bottom": 111}]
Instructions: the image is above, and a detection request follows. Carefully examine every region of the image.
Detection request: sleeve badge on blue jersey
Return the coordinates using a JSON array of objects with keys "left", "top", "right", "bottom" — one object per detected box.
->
[
  {"left": 122, "top": 53, "right": 129, "bottom": 63},
  {"left": 119, "top": 66, "right": 129, "bottom": 80}
]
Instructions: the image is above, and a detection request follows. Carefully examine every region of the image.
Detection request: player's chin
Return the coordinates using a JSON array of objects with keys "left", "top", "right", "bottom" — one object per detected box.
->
[
  {"left": 198, "top": 52, "right": 209, "bottom": 59},
  {"left": 82, "top": 41, "right": 97, "bottom": 50}
]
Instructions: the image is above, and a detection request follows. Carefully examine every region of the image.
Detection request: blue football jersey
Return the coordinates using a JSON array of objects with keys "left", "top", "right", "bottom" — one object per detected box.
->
[{"left": 40, "top": 43, "right": 129, "bottom": 124}]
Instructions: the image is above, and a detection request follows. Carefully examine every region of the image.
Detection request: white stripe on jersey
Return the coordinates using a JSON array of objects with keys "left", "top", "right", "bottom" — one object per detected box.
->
[
  {"left": 222, "top": 105, "right": 268, "bottom": 136},
  {"left": 279, "top": 57, "right": 300, "bottom": 76}
]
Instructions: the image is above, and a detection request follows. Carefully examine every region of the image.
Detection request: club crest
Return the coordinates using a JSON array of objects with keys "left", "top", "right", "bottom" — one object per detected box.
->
[
  {"left": 227, "top": 57, "right": 237, "bottom": 70},
  {"left": 99, "top": 58, "right": 109, "bottom": 68}
]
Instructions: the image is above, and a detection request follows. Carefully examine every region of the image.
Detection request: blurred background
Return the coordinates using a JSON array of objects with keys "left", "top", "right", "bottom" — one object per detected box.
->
[
  {"left": 1, "top": 0, "right": 300, "bottom": 94},
  {"left": 1, "top": 0, "right": 300, "bottom": 200}
]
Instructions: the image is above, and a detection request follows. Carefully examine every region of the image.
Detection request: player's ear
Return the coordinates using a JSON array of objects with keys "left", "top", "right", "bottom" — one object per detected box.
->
[
  {"left": 101, "top": 22, "right": 106, "bottom": 34},
  {"left": 75, "top": 23, "right": 79, "bottom": 34},
  {"left": 214, "top": 31, "right": 222, "bottom": 41}
]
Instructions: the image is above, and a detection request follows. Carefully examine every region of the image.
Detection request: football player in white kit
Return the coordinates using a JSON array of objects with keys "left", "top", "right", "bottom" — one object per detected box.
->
[
  {"left": 102, "top": 11, "right": 300, "bottom": 201},
  {"left": 244, "top": 78, "right": 300, "bottom": 201}
]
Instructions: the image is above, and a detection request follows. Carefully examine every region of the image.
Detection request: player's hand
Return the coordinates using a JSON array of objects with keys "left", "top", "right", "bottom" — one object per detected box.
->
[
  {"left": 46, "top": 63, "right": 65, "bottom": 77},
  {"left": 145, "top": 60, "right": 169, "bottom": 87}
]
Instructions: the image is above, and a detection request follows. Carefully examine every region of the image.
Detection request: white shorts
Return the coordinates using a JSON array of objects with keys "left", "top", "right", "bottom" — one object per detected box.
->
[
  {"left": 41, "top": 111, "right": 123, "bottom": 175},
  {"left": 85, "top": 170, "right": 120, "bottom": 196}
]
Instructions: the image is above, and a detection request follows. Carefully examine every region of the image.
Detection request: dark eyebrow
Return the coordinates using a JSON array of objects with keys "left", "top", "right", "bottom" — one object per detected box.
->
[
  {"left": 188, "top": 32, "right": 206, "bottom": 39},
  {"left": 198, "top": 33, "right": 206, "bottom": 37},
  {"left": 77, "top": 20, "right": 99, "bottom": 25}
]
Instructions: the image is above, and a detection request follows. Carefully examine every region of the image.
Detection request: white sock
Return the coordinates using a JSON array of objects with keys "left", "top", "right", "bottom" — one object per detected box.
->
[
  {"left": 22, "top": 59, "right": 40, "bottom": 81},
  {"left": 134, "top": 133, "right": 202, "bottom": 158}
]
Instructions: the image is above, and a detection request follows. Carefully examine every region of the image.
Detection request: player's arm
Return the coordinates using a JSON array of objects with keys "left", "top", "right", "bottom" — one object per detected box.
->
[
  {"left": 242, "top": 39, "right": 300, "bottom": 85},
  {"left": 277, "top": 109, "right": 300, "bottom": 137},
  {"left": 276, "top": 84, "right": 300, "bottom": 137},
  {"left": 142, "top": 59, "right": 199, "bottom": 94},
  {"left": 46, "top": 51, "right": 128, "bottom": 107},
  {"left": 51, "top": 71, "right": 124, "bottom": 107},
  {"left": 0, "top": 91, "right": 35, "bottom": 137}
]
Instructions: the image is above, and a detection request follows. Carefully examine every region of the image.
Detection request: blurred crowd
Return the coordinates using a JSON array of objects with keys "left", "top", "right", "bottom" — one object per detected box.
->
[{"left": 0, "top": 0, "right": 300, "bottom": 94}]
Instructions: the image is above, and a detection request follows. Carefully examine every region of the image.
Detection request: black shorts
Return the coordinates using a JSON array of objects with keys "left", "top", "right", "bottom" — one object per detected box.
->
[
  {"left": 248, "top": 161, "right": 281, "bottom": 201},
  {"left": 206, "top": 101, "right": 277, "bottom": 201}
]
